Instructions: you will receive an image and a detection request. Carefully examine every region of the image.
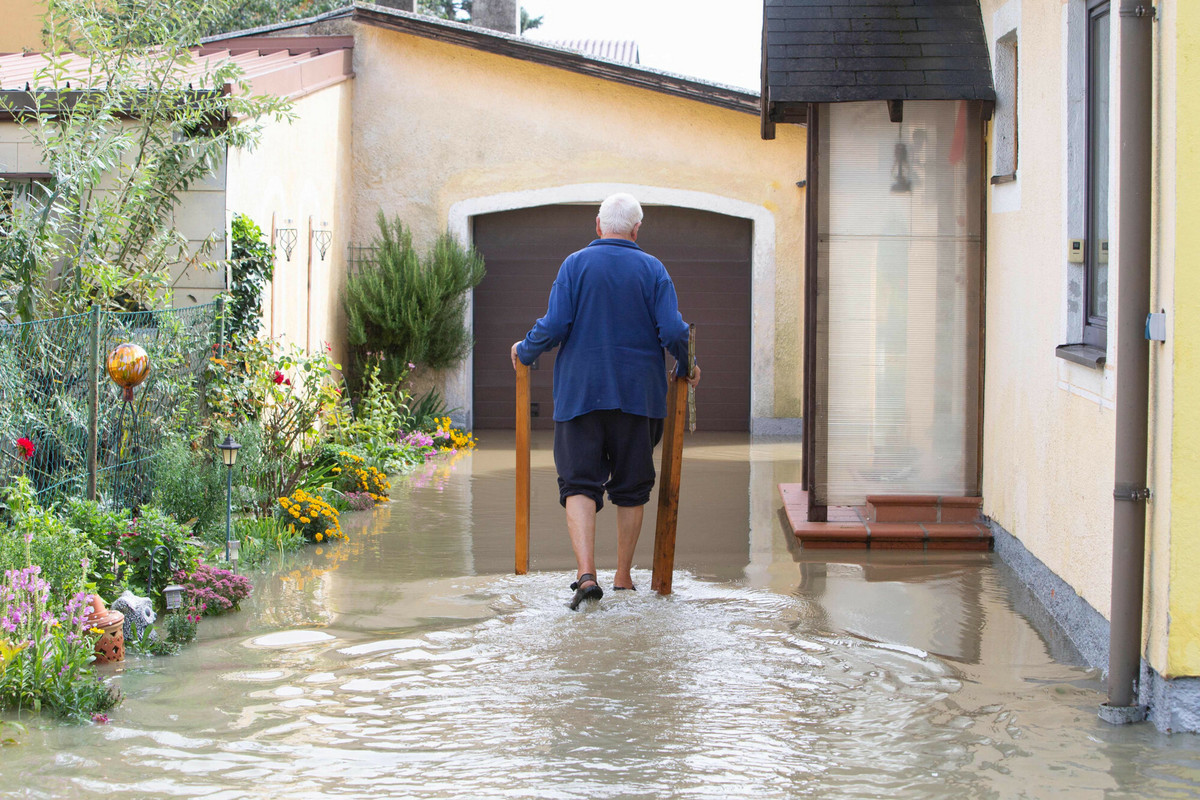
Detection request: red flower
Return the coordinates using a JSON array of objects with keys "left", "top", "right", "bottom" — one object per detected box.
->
[
  {"left": 16, "top": 437, "right": 34, "bottom": 461},
  {"left": 272, "top": 370, "right": 291, "bottom": 386}
]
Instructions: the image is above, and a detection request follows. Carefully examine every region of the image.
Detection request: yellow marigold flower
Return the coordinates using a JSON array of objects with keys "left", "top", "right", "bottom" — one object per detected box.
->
[
  {"left": 89, "top": 627, "right": 105, "bottom": 635},
  {"left": 312, "top": 509, "right": 320, "bottom": 517},
  {"left": 300, "top": 517, "right": 311, "bottom": 524},
  {"left": 315, "top": 533, "right": 323, "bottom": 542},
  {"left": 291, "top": 509, "right": 301, "bottom": 517}
]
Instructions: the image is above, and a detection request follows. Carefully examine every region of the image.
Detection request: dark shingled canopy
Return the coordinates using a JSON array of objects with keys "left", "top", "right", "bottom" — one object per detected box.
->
[{"left": 761, "top": 0, "right": 996, "bottom": 137}]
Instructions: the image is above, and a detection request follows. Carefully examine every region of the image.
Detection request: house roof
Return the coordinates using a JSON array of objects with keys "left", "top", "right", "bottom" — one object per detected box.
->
[
  {"left": 544, "top": 40, "right": 640, "bottom": 65},
  {"left": 761, "top": 0, "right": 995, "bottom": 136},
  {"left": 203, "top": 3, "right": 759, "bottom": 116},
  {"left": 0, "top": 38, "right": 352, "bottom": 112}
]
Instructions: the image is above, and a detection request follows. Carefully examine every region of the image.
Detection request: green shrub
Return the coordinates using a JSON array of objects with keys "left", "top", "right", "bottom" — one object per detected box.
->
[
  {"left": 0, "top": 480, "right": 98, "bottom": 607},
  {"left": 225, "top": 214, "right": 274, "bottom": 346},
  {"left": 232, "top": 514, "right": 303, "bottom": 570},
  {"left": 120, "top": 507, "right": 201, "bottom": 608},
  {"left": 150, "top": 433, "right": 227, "bottom": 537},
  {"left": 0, "top": 566, "right": 120, "bottom": 721},
  {"left": 59, "top": 499, "right": 130, "bottom": 603},
  {"left": 343, "top": 213, "right": 485, "bottom": 388}
]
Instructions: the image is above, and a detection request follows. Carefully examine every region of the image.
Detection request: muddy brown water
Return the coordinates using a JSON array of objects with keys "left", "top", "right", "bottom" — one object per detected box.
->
[{"left": 4, "top": 433, "right": 1200, "bottom": 799}]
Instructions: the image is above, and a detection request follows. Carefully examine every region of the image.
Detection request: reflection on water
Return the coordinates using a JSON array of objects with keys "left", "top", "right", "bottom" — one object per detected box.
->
[{"left": 4, "top": 435, "right": 1200, "bottom": 799}]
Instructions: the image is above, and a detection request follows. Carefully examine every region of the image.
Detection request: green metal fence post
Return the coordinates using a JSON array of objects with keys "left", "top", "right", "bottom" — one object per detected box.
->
[
  {"left": 217, "top": 295, "right": 226, "bottom": 352},
  {"left": 86, "top": 305, "right": 101, "bottom": 501}
]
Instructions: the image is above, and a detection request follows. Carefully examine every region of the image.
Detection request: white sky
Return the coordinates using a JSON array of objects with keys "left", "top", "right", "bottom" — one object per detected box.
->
[{"left": 520, "top": 0, "right": 763, "bottom": 92}]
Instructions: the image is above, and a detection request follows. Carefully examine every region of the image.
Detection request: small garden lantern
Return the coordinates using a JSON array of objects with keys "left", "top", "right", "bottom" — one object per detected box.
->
[
  {"left": 228, "top": 538, "right": 240, "bottom": 564},
  {"left": 217, "top": 434, "right": 241, "bottom": 564},
  {"left": 163, "top": 583, "right": 185, "bottom": 612}
]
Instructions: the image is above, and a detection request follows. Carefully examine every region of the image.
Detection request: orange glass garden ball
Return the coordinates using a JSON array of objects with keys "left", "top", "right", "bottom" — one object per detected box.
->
[{"left": 106, "top": 343, "right": 150, "bottom": 402}]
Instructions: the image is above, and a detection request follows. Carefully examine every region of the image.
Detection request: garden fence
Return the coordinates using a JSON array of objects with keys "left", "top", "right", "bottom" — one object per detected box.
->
[{"left": 0, "top": 302, "right": 222, "bottom": 508}]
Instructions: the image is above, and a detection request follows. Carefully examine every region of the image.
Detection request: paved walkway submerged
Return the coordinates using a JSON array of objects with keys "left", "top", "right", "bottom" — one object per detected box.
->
[{"left": 5, "top": 434, "right": 1200, "bottom": 799}]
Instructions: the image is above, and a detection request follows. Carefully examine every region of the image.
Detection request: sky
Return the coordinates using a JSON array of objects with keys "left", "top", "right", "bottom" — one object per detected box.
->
[{"left": 519, "top": 0, "right": 763, "bottom": 92}]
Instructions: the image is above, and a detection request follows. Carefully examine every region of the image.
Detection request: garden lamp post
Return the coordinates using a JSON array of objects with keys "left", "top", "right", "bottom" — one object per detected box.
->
[{"left": 217, "top": 434, "right": 241, "bottom": 564}]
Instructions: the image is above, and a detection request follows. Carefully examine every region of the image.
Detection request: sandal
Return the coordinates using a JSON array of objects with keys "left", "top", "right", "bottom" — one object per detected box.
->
[
  {"left": 568, "top": 573, "right": 603, "bottom": 610},
  {"left": 613, "top": 584, "right": 636, "bottom": 591}
]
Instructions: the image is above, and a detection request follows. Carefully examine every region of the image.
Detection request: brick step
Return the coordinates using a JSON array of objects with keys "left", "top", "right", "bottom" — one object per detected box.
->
[
  {"left": 778, "top": 484, "right": 992, "bottom": 551},
  {"left": 867, "top": 494, "right": 983, "bottom": 523}
]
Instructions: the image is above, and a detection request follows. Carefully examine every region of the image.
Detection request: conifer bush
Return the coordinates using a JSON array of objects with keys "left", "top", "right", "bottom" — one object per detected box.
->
[{"left": 343, "top": 213, "right": 486, "bottom": 388}]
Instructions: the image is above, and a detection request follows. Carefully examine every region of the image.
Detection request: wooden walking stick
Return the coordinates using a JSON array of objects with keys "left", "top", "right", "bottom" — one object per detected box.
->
[
  {"left": 651, "top": 324, "right": 695, "bottom": 595},
  {"left": 515, "top": 361, "right": 531, "bottom": 575}
]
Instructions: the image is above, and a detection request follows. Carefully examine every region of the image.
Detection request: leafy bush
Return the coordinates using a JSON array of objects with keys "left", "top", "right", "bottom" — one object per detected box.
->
[
  {"left": 343, "top": 213, "right": 485, "bottom": 387},
  {"left": 59, "top": 499, "right": 130, "bottom": 603},
  {"left": 150, "top": 433, "right": 228, "bottom": 536},
  {"left": 335, "top": 451, "right": 390, "bottom": 502},
  {"left": 177, "top": 563, "right": 252, "bottom": 616},
  {"left": 405, "top": 388, "right": 452, "bottom": 433},
  {"left": 0, "top": 480, "right": 98, "bottom": 607},
  {"left": 0, "top": 566, "right": 120, "bottom": 720},
  {"left": 120, "top": 508, "right": 202, "bottom": 608},
  {"left": 277, "top": 490, "right": 344, "bottom": 543},
  {"left": 225, "top": 214, "right": 275, "bottom": 346},
  {"left": 233, "top": 515, "right": 303, "bottom": 570},
  {"left": 206, "top": 338, "right": 341, "bottom": 512},
  {"left": 341, "top": 492, "right": 377, "bottom": 512}
]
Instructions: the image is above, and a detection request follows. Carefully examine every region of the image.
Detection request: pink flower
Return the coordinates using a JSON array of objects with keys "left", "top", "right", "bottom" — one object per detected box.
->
[
  {"left": 92, "top": 713, "right": 109, "bottom": 724},
  {"left": 16, "top": 437, "right": 33, "bottom": 461}
]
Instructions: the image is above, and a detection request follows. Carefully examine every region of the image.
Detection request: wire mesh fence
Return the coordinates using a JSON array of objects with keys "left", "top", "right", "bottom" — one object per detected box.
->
[{"left": 0, "top": 303, "right": 221, "bottom": 508}]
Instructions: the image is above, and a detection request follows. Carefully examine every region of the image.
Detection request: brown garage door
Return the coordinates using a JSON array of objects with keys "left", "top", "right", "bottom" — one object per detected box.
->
[{"left": 472, "top": 204, "right": 751, "bottom": 430}]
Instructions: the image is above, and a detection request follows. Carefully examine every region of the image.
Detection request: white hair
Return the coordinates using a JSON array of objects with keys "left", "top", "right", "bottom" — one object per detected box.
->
[{"left": 597, "top": 193, "right": 643, "bottom": 236}]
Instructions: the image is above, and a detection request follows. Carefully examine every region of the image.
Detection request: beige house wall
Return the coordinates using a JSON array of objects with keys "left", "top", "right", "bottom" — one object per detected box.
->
[
  {"left": 0, "top": 0, "right": 45, "bottom": 53},
  {"left": 225, "top": 81, "right": 355, "bottom": 367},
  {"left": 979, "top": 0, "right": 1185, "bottom": 680},
  {"left": 347, "top": 25, "right": 807, "bottom": 428}
]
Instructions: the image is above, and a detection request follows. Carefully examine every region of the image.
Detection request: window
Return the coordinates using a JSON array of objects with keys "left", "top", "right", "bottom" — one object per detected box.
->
[
  {"left": 1084, "top": 1, "right": 1110, "bottom": 349},
  {"left": 992, "top": 30, "right": 1019, "bottom": 182}
]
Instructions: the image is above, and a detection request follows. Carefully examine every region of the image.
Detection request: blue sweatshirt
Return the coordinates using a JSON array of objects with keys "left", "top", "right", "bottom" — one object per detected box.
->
[{"left": 516, "top": 238, "right": 691, "bottom": 422}]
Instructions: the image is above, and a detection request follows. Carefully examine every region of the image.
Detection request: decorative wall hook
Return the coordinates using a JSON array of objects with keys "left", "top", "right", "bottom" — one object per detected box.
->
[
  {"left": 312, "top": 224, "right": 332, "bottom": 262},
  {"left": 274, "top": 220, "right": 297, "bottom": 262}
]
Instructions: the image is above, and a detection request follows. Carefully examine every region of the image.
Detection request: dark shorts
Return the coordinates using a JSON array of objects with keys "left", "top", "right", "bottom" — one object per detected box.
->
[{"left": 553, "top": 410, "right": 665, "bottom": 512}]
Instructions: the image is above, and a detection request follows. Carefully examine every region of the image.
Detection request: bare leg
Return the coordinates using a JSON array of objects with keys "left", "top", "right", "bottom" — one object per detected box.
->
[
  {"left": 615, "top": 503, "right": 645, "bottom": 589},
  {"left": 565, "top": 494, "right": 598, "bottom": 588}
]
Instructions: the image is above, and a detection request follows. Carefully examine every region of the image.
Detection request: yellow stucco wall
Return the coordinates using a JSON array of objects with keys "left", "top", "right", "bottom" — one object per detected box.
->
[
  {"left": 1168, "top": 1, "right": 1200, "bottom": 677},
  {"left": 349, "top": 25, "right": 807, "bottom": 421},
  {"left": 980, "top": 0, "right": 1193, "bottom": 680},
  {"left": 979, "top": 1, "right": 1117, "bottom": 619},
  {"left": 225, "top": 82, "right": 355, "bottom": 367},
  {"left": 0, "top": 0, "right": 45, "bottom": 53}
]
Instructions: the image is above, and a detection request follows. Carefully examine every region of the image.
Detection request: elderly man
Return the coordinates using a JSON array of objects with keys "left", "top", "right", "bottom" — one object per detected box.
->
[{"left": 511, "top": 193, "right": 700, "bottom": 610}]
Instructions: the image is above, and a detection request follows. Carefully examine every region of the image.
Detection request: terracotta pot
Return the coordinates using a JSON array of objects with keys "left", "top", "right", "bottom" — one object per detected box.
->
[{"left": 87, "top": 608, "right": 126, "bottom": 664}]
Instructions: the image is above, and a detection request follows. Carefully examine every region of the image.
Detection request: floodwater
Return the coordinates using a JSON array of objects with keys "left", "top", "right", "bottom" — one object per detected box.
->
[{"left": 4, "top": 433, "right": 1200, "bottom": 799}]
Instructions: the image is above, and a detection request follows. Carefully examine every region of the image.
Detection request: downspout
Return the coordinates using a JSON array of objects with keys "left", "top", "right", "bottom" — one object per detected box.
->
[{"left": 1101, "top": 0, "right": 1154, "bottom": 723}]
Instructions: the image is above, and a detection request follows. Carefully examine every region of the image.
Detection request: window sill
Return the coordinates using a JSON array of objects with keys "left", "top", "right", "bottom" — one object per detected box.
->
[
  {"left": 1056, "top": 343, "right": 1106, "bottom": 369},
  {"left": 990, "top": 173, "right": 1017, "bottom": 185}
]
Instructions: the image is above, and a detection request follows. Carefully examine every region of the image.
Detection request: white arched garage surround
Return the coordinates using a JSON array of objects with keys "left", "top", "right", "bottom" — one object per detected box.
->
[{"left": 446, "top": 183, "right": 781, "bottom": 433}]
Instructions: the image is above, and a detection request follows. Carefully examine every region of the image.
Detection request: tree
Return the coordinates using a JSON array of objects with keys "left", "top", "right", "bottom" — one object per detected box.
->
[
  {"left": 343, "top": 212, "right": 485, "bottom": 388},
  {"left": 0, "top": 0, "right": 291, "bottom": 322},
  {"left": 201, "top": 0, "right": 345, "bottom": 38},
  {"left": 417, "top": 1, "right": 544, "bottom": 34}
]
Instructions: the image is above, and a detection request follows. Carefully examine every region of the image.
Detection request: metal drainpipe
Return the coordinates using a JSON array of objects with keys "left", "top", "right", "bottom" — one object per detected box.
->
[{"left": 1102, "top": 0, "right": 1155, "bottom": 724}]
